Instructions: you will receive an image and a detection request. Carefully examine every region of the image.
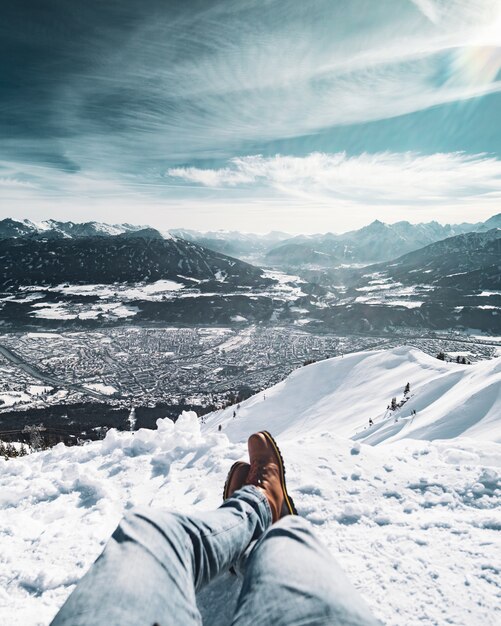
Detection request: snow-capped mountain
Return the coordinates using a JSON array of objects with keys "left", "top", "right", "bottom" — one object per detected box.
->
[
  {"left": 306, "top": 228, "right": 501, "bottom": 334},
  {"left": 265, "top": 214, "right": 500, "bottom": 267},
  {"left": 0, "top": 234, "right": 315, "bottom": 328},
  {"left": 0, "top": 219, "right": 149, "bottom": 240},
  {"left": 2, "top": 215, "right": 497, "bottom": 268},
  {"left": 370, "top": 228, "right": 501, "bottom": 291},
  {"left": 1, "top": 347, "right": 500, "bottom": 626},
  {"left": 0, "top": 233, "right": 268, "bottom": 289}
]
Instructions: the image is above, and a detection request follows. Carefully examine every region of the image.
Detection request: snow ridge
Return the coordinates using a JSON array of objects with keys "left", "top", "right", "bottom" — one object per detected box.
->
[{"left": 206, "top": 346, "right": 501, "bottom": 445}]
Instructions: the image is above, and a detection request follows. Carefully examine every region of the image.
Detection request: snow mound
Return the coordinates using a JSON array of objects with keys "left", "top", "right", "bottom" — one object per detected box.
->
[{"left": 206, "top": 346, "right": 501, "bottom": 445}]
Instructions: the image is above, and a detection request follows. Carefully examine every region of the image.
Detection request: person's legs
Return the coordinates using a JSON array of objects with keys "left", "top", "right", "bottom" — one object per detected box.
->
[
  {"left": 232, "top": 516, "right": 380, "bottom": 626},
  {"left": 50, "top": 486, "right": 271, "bottom": 626}
]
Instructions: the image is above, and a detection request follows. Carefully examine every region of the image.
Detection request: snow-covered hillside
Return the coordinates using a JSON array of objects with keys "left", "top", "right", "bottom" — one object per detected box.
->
[
  {"left": 207, "top": 346, "right": 501, "bottom": 444},
  {"left": 1, "top": 348, "right": 500, "bottom": 626}
]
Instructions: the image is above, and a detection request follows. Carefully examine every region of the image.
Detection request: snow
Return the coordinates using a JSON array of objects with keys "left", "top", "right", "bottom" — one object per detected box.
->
[
  {"left": 354, "top": 296, "right": 423, "bottom": 308},
  {"left": 230, "top": 315, "right": 248, "bottom": 322},
  {"left": 0, "top": 391, "right": 31, "bottom": 406},
  {"left": 1, "top": 347, "right": 500, "bottom": 625},
  {"left": 4, "top": 293, "right": 44, "bottom": 304},
  {"left": 31, "top": 301, "right": 139, "bottom": 321},
  {"left": 96, "top": 303, "right": 139, "bottom": 319},
  {"left": 48, "top": 279, "right": 184, "bottom": 301},
  {"left": 261, "top": 270, "right": 307, "bottom": 298},
  {"left": 352, "top": 284, "right": 429, "bottom": 308},
  {"left": 83, "top": 383, "right": 117, "bottom": 396},
  {"left": 213, "top": 327, "right": 254, "bottom": 352},
  {"left": 207, "top": 347, "right": 501, "bottom": 444},
  {"left": 31, "top": 303, "right": 77, "bottom": 320},
  {"left": 357, "top": 282, "right": 400, "bottom": 292},
  {"left": 215, "top": 270, "right": 227, "bottom": 282},
  {"left": 379, "top": 300, "right": 423, "bottom": 308},
  {"left": 27, "top": 385, "right": 53, "bottom": 396}
]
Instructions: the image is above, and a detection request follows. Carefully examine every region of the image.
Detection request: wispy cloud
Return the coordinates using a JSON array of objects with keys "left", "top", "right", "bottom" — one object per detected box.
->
[
  {"left": 4, "top": 0, "right": 501, "bottom": 170},
  {"left": 56, "top": 0, "right": 501, "bottom": 168},
  {"left": 169, "top": 151, "right": 501, "bottom": 205},
  {"left": 3, "top": 152, "right": 500, "bottom": 233}
]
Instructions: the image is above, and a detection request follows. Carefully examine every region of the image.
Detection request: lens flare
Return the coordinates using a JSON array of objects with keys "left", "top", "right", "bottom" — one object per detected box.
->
[{"left": 449, "top": 45, "right": 501, "bottom": 88}]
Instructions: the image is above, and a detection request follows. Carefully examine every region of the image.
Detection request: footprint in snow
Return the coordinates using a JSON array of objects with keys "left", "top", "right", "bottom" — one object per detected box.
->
[{"left": 296, "top": 484, "right": 325, "bottom": 497}]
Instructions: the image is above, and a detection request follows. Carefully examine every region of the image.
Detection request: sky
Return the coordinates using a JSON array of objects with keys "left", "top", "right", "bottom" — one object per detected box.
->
[{"left": 1, "top": 0, "right": 501, "bottom": 234}]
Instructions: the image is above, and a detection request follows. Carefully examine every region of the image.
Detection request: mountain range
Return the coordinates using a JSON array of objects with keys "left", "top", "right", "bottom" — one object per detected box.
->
[
  {"left": 169, "top": 229, "right": 289, "bottom": 261},
  {"left": 2, "top": 214, "right": 499, "bottom": 268},
  {"left": 307, "top": 229, "right": 501, "bottom": 334},
  {"left": 0, "top": 215, "right": 499, "bottom": 332},
  {"left": 366, "top": 228, "right": 501, "bottom": 291},
  {"left": 0, "top": 233, "right": 267, "bottom": 290},
  {"left": 0, "top": 232, "right": 295, "bottom": 329},
  {"left": 265, "top": 213, "right": 501, "bottom": 267},
  {"left": 0, "top": 218, "right": 153, "bottom": 240}
]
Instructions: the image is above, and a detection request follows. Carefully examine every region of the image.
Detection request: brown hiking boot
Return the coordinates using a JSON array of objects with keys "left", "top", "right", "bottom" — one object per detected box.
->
[
  {"left": 246, "top": 431, "right": 297, "bottom": 522},
  {"left": 223, "top": 461, "right": 250, "bottom": 500}
]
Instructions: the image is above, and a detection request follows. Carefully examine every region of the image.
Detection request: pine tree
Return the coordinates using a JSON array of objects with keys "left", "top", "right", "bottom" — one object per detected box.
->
[
  {"left": 437, "top": 352, "right": 446, "bottom": 361},
  {"left": 404, "top": 382, "right": 410, "bottom": 395},
  {"left": 22, "top": 423, "right": 46, "bottom": 452},
  {"left": 5, "top": 443, "right": 17, "bottom": 458},
  {"left": 390, "top": 397, "right": 397, "bottom": 411}
]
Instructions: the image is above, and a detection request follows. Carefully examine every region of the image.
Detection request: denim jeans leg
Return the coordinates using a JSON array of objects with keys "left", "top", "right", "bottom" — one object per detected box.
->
[
  {"left": 231, "top": 516, "right": 381, "bottom": 626},
  {"left": 50, "top": 486, "right": 271, "bottom": 626}
]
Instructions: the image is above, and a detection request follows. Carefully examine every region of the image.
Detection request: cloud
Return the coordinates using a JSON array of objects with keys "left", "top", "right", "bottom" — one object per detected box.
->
[
  {"left": 168, "top": 151, "right": 501, "bottom": 206},
  {"left": 410, "top": 0, "right": 440, "bottom": 24},
  {"left": 3, "top": 0, "right": 501, "bottom": 173},
  {"left": 2, "top": 1, "right": 501, "bottom": 232},
  {"left": 0, "top": 177, "right": 35, "bottom": 189},
  {"left": 3, "top": 152, "right": 500, "bottom": 234}
]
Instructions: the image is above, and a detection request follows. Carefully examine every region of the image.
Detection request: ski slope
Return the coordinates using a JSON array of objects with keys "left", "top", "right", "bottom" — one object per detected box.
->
[{"left": 1, "top": 347, "right": 500, "bottom": 625}]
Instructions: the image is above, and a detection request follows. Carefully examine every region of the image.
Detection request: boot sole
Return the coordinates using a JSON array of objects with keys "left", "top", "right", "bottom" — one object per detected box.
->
[{"left": 260, "top": 430, "right": 298, "bottom": 516}]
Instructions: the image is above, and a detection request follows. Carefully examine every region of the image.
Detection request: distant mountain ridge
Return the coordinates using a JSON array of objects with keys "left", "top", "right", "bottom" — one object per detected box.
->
[
  {"left": 2, "top": 214, "right": 499, "bottom": 277},
  {"left": 168, "top": 228, "right": 290, "bottom": 261},
  {"left": 0, "top": 233, "right": 268, "bottom": 289},
  {"left": 3, "top": 216, "right": 499, "bottom": 269},
  {"left": 0, "top": 219, "right": 158, "bottom": 240},
  {"left": 368, "top": 228, "right": 501, "bottom": 291},
  {"left": 0, "top": 218, "right": 498, "bottom": 332},
  {"left": 265, "top": 214, "right": 501, "bottom": 267}
]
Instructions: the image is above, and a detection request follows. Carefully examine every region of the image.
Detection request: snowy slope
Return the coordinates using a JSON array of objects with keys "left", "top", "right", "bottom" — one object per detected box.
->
[
  {"left": 206, "top": 346, "right": 501, "bottom": 445},
  {"left": 1, "top": 348, "right": 500, "bottom": 626}
]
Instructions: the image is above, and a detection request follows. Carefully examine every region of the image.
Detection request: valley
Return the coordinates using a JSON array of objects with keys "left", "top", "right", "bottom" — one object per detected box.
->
[
  {"left": 0, "top": 216, "right": 499, "bottom": 446},
  {"left": 0, "top": 324, "right": 499, "bottom": 445}
]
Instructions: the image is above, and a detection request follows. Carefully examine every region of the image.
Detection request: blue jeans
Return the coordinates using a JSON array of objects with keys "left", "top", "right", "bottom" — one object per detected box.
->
[{"left": 51, "top": 486, "right": 379, "bottom": 625}]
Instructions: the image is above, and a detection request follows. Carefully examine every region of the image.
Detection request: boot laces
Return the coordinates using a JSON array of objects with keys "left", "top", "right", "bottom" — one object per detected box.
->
[{"left": 247, "top": 463, "right": 265, "bottom": 486}]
